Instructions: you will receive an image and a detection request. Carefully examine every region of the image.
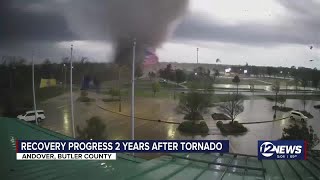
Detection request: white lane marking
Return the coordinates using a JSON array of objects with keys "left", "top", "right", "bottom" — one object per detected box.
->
[{"left": 57, "top": 105, "right": 67, "bottom": 109}]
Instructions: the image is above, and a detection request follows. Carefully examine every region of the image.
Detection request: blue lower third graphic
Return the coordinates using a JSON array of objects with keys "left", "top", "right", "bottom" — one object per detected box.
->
[{"left": 258, "top": 140, "right": 307, "bottom": 160}]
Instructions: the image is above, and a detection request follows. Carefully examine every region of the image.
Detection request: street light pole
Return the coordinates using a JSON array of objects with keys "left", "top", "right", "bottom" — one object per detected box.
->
[
  {"left": 197, "top": 48, "right": 199, "bottom": 64},
  {"left": 64, "top": 64, "right": 67, "bottom": 90},
  {"left": 32, "top": 50, "right": 38, "bottom": 125},
  {"left": 173, "top": 66, "right": 176, "bottom": 100},
  {"left": 131, "top": 39, "right": 136, "bottom": 141},
  {"left": 118, "top": 65, "right": 122, "bottom": 112},
  {"left": 70, "top": 44, "right": 75, "bottom": 138}
]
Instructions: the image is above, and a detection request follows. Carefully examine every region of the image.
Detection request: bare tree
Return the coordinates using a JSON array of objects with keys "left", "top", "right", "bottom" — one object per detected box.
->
[
  {"left": 232, "top": 75, "right": 240, "bottom": 94},
  {"left": 178, "top": 91, "right": 211, "bottom": 121},
  {"left": 278, "top": 95, "right": 286, "bottom": 107},
  {"left": 151, "top": 81, "right": 160, "bottom": 97},
  {"left": 218, "top": 94, "right": 244, "bottom": 123},
  {"left": 272, "top": 81, "right": 280, "bottom": 119},
  {"left": 301, "top": 79, "right": 308, "bottom": 111}
]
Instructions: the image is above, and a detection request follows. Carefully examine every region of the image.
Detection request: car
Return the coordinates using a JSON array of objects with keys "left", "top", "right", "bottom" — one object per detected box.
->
[
  {"left": 17, "top": 110, "right": 46, "bottom": 122},
  {"left": 289, "top": 111, "right": 307, "bottom": 122},
  {"left": 159, "top": 79, "right": 167, "bottom": 83}
]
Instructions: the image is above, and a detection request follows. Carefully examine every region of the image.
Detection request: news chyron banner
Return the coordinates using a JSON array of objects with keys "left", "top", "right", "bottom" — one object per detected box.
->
[
  {"left": 16, "top": 140, "right": 229, "bottom": 160},
  {"left": 258, "top": 140, "right": 307, "bottom": 160}
]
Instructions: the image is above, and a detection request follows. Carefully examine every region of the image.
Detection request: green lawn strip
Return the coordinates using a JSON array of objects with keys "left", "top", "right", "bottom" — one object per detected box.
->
[
  {"left": 261, "top": 94, "right": 320, "bottom": 101},
  {"left": 37, "top": 86, "right": 66, "bottom": 102},
  {"left": 115, "top": 88, "right": 173, "bottom": 99},
  {"left": 214, "top": 78, "right": 271, "bottom": 85}
]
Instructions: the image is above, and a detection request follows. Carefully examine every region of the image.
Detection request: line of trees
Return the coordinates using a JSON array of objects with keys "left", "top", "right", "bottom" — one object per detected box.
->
[
  {"left": 158, "top": 64, "right": 186, "bottom": 83},
  {"left": 0, "top": 56, "right": 134, "bottom": 116}
]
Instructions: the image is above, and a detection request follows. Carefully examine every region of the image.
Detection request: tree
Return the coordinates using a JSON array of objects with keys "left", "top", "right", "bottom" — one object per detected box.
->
[
  {"left": 175, "top": 69, "right": 186, "bottom": 83},
  {"left": 117, "top": 65, "right": 130, "bottom": 112},
  {"left": 232, "top": 75, "right": 240, "bottom": 94},
  {"left": 135, "top": 65, "right": 143, "bottom": 78},
  {"left": 281, "top": 123, "right": 319, "bottom": 150},
  {"left": 178, "top": 91, "right": 211, "bottom": 121},
  {"left": 249, "top": 82, "right": 255, "bottom": 94},
  {"left": 291, "top": 68, "right": 300, "bottom": 93},
  {"left": 109, "top": 88, "right": 120, "bottom": 100},
  {"left": 251, "top": 66, "right": 259, "bottom": 77},
  {"left": 266, "top": 67, "right": 272, "bottom": 77},
  {"left": 151, "top": 82, "right": 160, "bottom": 97},
  {"left": 218, "top": 94, "right": 244, "bottom": 123},
  {"left": 159, "top": 64, "right": 173, "bottom": 80},
  {"left": 301, "top": 78, "right": 308, "bottom": 111},
  {"left": 148, "top": 71, "right": 156, "bottom": 80},
  {"left": 272, "top": 81, "right": 280, "bottom": 119},
  {"left": 194, "top": 66, "right": 209, "bottom": 77},
  {"left": 293, "top": 77, "right": 300, "bottom": 93},
  {"left": 213, "top": 69, "right": 220, "bottom": 80},
  {"left": 76, "top": 117, "right": 107, "bottom": 140},
  {"left": 311, "top": 69, "right": 320, "bottom": 90},
  {"left": 42, "top": 59, "right": 53, "bottom": 78},
  {"left": 277, "top": 95, "right": 286, "bottom": 107}
]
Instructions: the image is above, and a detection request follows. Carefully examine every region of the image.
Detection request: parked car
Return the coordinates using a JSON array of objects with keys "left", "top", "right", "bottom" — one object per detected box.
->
[
  {"left": 17, "top": 110, "right": 46, "bottom": 122},
  {"left": 159, "top": 79, "right": 167, "bottom": 83},
  {"left": 289, "top": 111, "right": 308, "bottom": 122}
]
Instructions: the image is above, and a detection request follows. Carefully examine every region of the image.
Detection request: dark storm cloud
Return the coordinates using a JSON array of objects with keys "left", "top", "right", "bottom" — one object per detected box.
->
[
  {"left": 174, "top": 13, "right": 308, "bottom": 45},
  {"left": 0, "top": 0, "right": 77, "bottom": 43},
  {"left": 62, "top": 0, "right": 189, "bottom": 65},
  {"left": 174, "top": 1, "right": 320, "bottom": 46}
]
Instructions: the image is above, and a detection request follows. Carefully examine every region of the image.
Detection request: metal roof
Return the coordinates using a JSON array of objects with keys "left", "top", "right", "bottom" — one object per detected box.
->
[
  {"left": 1, "top": 118, "right": 144, "bottom": 180},
  {"left": 1, "top": 118, "right": 320, "bottom": 180},
  {"left": 117, "top": 152, "right": 320, "bottom": 180}
]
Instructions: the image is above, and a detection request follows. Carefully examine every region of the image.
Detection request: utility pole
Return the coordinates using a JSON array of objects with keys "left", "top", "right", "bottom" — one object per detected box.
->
[
  {"left": 131, "top": 39, "right": 136, "bottom": 141},
  {"left": 70, "top": 44, "right": 75, "bottom": 138}
]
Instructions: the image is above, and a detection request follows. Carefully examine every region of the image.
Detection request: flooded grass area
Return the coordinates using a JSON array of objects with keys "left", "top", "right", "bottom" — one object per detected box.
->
[{"left": 38, "top": 91, "right": 320, "bottom": 158}]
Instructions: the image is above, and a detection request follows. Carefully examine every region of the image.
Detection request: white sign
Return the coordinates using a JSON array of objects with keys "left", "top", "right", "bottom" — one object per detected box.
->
[{"left": 16, "top": 153, "right": 117, "bottom": 160}]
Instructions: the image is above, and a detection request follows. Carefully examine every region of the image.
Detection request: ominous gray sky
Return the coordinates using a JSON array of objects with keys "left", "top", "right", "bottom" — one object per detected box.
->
[{"left": 1, "top": 0, "right": 320, "bottom": 67}]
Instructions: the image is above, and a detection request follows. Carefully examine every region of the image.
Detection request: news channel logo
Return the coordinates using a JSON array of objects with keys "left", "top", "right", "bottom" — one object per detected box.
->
[{"left": 258, "top": 140, "right": 307, "bottom": 160}]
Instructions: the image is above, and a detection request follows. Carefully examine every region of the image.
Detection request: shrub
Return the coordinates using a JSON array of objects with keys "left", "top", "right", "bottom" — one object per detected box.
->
[
  {"left": 211, "top": 113, "right": 230, "bottom": 120},
  {"left": 281, "top": 123, "right": 319, "bottom": 149},
  {"left": 265, "top": 97, "right": 275, "bottom": 101},
  {"left": 216, "top": 121, "right": 223, "bottom": 127},
  {"left": 314, "top": 104, "right": 320, "bottom": 109},
  {"left": 80, "top": 90, "right": 88, "bottom": 97},
  {"left": 183, "top": 112, "right": 204, "bottom": 120},
  {"left": 272, "top": 106, "right": 293, "bottom": 112},
  {"left": 199, "top": 121, "right": 209, "bottom": 133},
  {"left": 178, "top": 121, "right": 209, "bottom": 134},
  {"left": 109, "top": 88, "right": 120, "bottom": 98},
  {"left": 76, "top": 116, "right": 107, "bottom": 140},
  {"left": 77, "top": 96, "right": 95, "bottom": 102},
  {"left": 216, "top": 121, "right": 248, "bottom": 135}
]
